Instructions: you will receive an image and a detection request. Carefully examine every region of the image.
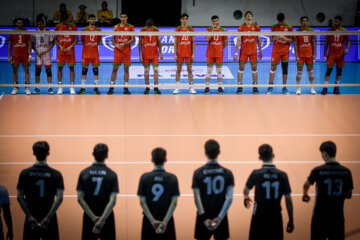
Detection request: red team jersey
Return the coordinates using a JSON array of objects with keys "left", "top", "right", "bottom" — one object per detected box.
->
[
  {"left": 81, "top": 26, "right": 102, "bottom": 58},
  {"left": 295, "top": 27, "right": 314, "bottom": 58},
  {"left": 326, "top": 27, "right": 349, "bottom": 57},
  {"left": 9, "top": 31, "right": 31, "bottom": 57},
  {"left": 175, "top": 26, "right": 194, "bottom": 57},
  {"left": 206, "top": 27, "right": 227, "bottom": 58},
  {"left": 55, "top": 23, "right": 78, "bottom": 55},
  {"left": 238, "top": 23, "right": 260, "bottom": 55},
  {"left": 114, "top": 23, "right": 135, "bottom": 54},
  {"left": 140, "top": 26, "right": 160, "bottom": 59},
  {"left": 271, "top": 23, "right": 293, "bottom": 53}
]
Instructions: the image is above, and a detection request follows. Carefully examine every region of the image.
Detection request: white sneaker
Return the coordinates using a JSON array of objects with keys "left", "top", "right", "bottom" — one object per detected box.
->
[
  {"left": 11, "top": 87, "right": 19, "bottom": 95},
  {"left": 25, "top": 87, "right": 31, "bottom": 95},
  {"left": 57, "top": 87, "right": 63, "bottom": 95},
  {"left": 70, "top": 87, "right": 75, "bottom": 95},
  {"left": 296, "top": 87, "right": 301, "bottom": 95},
  {"left": 173, "top": 88, "right": 179, "bottom": 94},
  {"left": 310, "top": 87, "right": 316, "bottom": 95},
  {"left": 189, "top": 87, "right": 196, "bottom": 94}
]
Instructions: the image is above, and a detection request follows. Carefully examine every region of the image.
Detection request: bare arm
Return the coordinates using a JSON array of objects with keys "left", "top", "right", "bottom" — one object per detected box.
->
[
  {"left": 40, "top": 189, "right": 63, "bottom": 229},
  {"left": 139, "top": 196, "right": 160, "bottom": 229},
  {"left": 93, "top": 192, "right": 117, "bottom": 233},
  {"left": 324, "top": 38, "right": 329, "bottom": 59},
  {"left": 174, "top": 37, "right": 177, "bottom": 59},
  {"left": 3, "top": 203, "right": 13, "bottom": 240},
  {"left": 284, "top": 193, "right": 294, "bottom": 233},
  {"left": 8, "top": 39, "right": 12, "bottom": 63},
  {"left": 156, "top": 196, "right": 178, "bottom": 234},
  {"left": 302, "top": 180, "right": 311, "bottom": 202},
  {"left": 312, "top": 36, "right": 316, "bottom": 59},
  {"left": 138, "top": 37, "right": 143, "bottom": 61},
  {"left": 157, "top": 36, "right": 163, "bottom": 60},
  {"left": 77, "top": 191, "right": 98, "bottom": 222},
  {"left": 345, "top": 37, "right": 350, "bottom": 55},
  {"left": 257, "top": 36, "right": 262, "bottom": 59},
  {"left": 191, "top": 36, "right": 195, "bottom": 60},
  {"left": 223, "top": 36, "right": 228, "bottom": 48},
  {"left": 234, "top": 36, "right": 241, "bottom": 61},
  {"left": 243, "top": 186, "right": 253, "bottom": 208},
  {"left": 17, "top": 190, "right": 39, "bottom": 228},
  {"left": 294, "top": 38, "right": 299, "bottom": 59},
  {"left": 193, "top": 188, "right": 205, "bottom": 214}
]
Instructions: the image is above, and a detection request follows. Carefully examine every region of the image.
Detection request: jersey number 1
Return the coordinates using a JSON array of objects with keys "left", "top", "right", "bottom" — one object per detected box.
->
[{"left": 35, "top": 180, "right": 45, "bottom": 198}]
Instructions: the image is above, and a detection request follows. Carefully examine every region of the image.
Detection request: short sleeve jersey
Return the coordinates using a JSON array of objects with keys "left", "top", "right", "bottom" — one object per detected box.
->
[
  {"left": 192, "top": 162, "right": 234, "bottom": 218},
  {"left": 17, "top": 164, "right": 64, "bottom": 218},
  {"left": 137, "top": 169, "right": 180, "bottom": 220},
  {"left": 81, "top": 26, "right": 102, "bottom": 59},
  {"left": 271, "top": 23, "right": 293, "bottom": 53},
  {"left": 31, "top": 28, "right": 54, "bottom": 53},
  {"left": 295, "top": 27, "right": 314, "bottom": 58},
  {"left": 55, "top": 23, "right": 78, "bottom": 55},
  {"left": 245, "top": 165, "right": 291, "bottom": 214},
  {"left": 206, "top": 27, "right": 227, "bottom": 58},
  {"left": 9, "top": 30, "right": 31, "bottom": 57},
  {"left": 114, "top": 23, "right": 135, "bottom": 54},
  {"left": 76, "top": 162, "right": 119, "bottom": 216},
  {"left": 238, "top": 23, "right": 260, "bottom": 55},
  {"left": 326, "top": 27, "right": 350, "bottom": 57},
  {"left": 140, "top": 26, "right": 160, "bottom": 59},
  {"left": 0, "top": 185, "right": 10, "bottom": 232},
  {"left": 307, "top": 162, "right": 353, "bottom": 219},
  {"left": 175, "top": 25, "right": 195, "bottom": 57}
]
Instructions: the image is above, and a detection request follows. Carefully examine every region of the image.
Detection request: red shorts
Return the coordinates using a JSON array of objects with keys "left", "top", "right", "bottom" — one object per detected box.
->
[
  {"left": 297, "top": 57, "right": 313, "bottom": 66},
  {"left": 82, "top": 56, "right": 100, "bottom": 67},
  {"left": 271, "top": 51, "right": 289, "bottom": 65},
  {"left": 57, "top": 53, "right": 76, "bottom": 66},
  {"left": 327, "top": 55, "right": 345, "bottom": 68},
  {"left": 114, "top": 50, "right": 131, "bottom": 66},
  {"left": 143, "top": 56, "right": 159, "bottom": 66},
  {"left": 176, "top": 56, "right": 192, "bottom": 64},
  {"left": 240, "top": 53, "right": 257, "bottom": 64},
  {"left": 12, "top": 55, "right": 30, "bottom": 67},
  {"left": 207, "top": 56, "right": 223, "bottom": 65}
]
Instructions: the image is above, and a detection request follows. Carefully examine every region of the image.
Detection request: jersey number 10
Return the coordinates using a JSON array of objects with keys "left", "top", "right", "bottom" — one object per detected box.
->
[{"left": 203, "top": 175, "right": 225, "bottom": 195}]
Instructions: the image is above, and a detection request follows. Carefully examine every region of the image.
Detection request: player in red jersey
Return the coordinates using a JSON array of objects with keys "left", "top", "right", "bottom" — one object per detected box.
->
[
  {"left": 54, "top": 12, "right": 78, "bottom": 95},
  {"left": 234, "top": 11, "right": 262, "bottom": 94},
  {"left": 294, "top": 16, "right": 316, "bottom": 95},
  {"left": 322, "top": 16, "right": 350, "bottom": 95},
  {"left": 205, "top": 15, "right": 227, "bottom": 94},
  {"left": 267, "top": 13, "right": 293, "bottom": 95},
  {"left": 108, "top": 13, "right": 135, "bottom": 95},
  {"left": 139, "top": 19, "right": 163, "bottom": 94},
  {"left": 173, "top": 13, "right": 196, "bottom": 94},
  {"left": 8, "top": 18, "right": 32, "bottom": 95},
  {"left": 78, "top": 14, "right": 102, "bottom": 95}
]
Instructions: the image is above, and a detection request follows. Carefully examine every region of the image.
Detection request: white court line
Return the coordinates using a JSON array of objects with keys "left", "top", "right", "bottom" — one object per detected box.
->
[
  {"left": 0, "top": 92, "right": 4, "bottom": 101},
  {"left": 0, "top": 133, "right": 360, "bottom": 138}
]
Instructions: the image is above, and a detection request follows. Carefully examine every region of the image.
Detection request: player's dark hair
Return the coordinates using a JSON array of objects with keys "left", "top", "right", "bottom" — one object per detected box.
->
[
  {"left": 120, "top": 13, "right": 128, "bottom": 17},
  {"left": 205, "top": 139, "right": 220, "bottom": 159},
  {"left": 152, "top": 148, "right": 167, "bottom": 166},
  {"left": 88, "top": 14, "right": 96, "bottom": 19},
  {"left": 300, "top": 16, "right": 308, "bottom": 22},
  {"left": 60, "top": 12, "right": 69, "bottom": 21},
  {"left": 33, "top": 141, "right": 50, "bottom": 161},
  {"left": 181, "top": 13, "right": 189, "bottom": 19},
  {"left": 258, "top": 144, "right": 273, "bottom": 161},
  {"left": 102, "top": 1, "right": 108, "bottom": 7},
  {"left": 146, "top": 18, "right": 154, "bottom": 27},
  {"left": 14, "top": 18, "right": 24, "bottom": 23},
  {"left": 36, "top": 14, "right": 46, "bottom": 23},
  {"left": 245, "top": 11, "right": 253, "bottom": 17},
  {"left": 277, "top": 12, "right": 285, "bottom": 22},
  {"left": 60, "top": 3, "right": 66, "bottom": 8},
  {"left": 211, "top": 15, "right": 219, "bottom": 21},
  {"left": 93, "top": 143, "right": 108, "bottom": 162},
  {"left": 334, "top": 15, "right": 342, "bottom": 22},
  {"left": 320, "top": 141, "right": 337, "bottom": 158}
]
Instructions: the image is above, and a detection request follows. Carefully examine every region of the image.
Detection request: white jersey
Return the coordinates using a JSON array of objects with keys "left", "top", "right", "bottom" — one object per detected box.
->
[{"left": 31, "top": 28, "right": 54, "bottom": 67}]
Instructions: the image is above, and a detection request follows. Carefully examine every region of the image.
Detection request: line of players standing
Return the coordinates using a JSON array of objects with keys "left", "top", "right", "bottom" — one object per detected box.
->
[
  {"left": 8, "top": 12, "right": 350, "bottom": 95},
  {"left": 0, "top": 139, "right": 353, "bottom": 240}
]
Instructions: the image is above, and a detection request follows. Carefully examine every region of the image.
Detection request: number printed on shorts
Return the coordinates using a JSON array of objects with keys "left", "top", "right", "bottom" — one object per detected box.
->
[
  {"left": 92, "top": 177, "right": 104, "bottom": 196},
  {"left": 151, "top": 183, "right": 164, "bottom": 201},
  {"left": 262, "top": 181, "right": 280, "bottom": 199},
  {"left": 203, "top": 175, "right": 225, "bottom": 195}
]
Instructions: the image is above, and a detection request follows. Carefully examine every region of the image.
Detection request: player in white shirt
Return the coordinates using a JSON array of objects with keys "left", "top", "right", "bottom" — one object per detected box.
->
[{"left": 31, "top": 14, "right": 54, "bottom": 94}]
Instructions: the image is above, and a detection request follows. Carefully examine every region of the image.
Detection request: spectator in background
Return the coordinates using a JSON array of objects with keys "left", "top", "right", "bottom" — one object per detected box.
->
[
  {"left": 97, "top": 1, "right": 113, "bottom": 26},
  {"left": 76, "top": 5, "right": 89, "bottom": 26},
  {"left": 54, "top": 3, "right": 73, "bottom": 22}
]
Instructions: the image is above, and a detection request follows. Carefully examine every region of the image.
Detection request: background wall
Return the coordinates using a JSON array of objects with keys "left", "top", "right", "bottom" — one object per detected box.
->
[{"left": 0, "top": 0, "right": 358, "bottom": 26}]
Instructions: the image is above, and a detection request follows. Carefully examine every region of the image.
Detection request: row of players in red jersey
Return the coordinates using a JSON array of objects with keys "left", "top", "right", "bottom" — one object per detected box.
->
[{"left": 8, "top": 12, "right": 350, "bottom": 95}]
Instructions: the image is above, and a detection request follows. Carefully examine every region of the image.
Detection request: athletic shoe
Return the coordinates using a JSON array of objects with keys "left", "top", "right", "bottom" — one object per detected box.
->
[
  {"left": 33, "top": 88, "right": 40, "bottom": 95},
  {"left": 236, "top": 87, "right": 243, "bottom": 94},
  {"left": 78, "top": 88, "right": 86, "bottom": 95},
  {"left": 154, "top": 87, "right": 161, "bottom": 95},
  {"left": 296, "top": 87, "right": 301, "bottom": 95},
  {"left": 94, "top": 88, "right": 100, "bottom": 95},
  {"left": 333, "top": 87, "right": 340, "bottom": 95},
  {"left": 282, "top": 87, "right": 289, "bottom": 95},
  {"left": 11, "top": 87, "right": 19, "bottom": 95},
  {"left": 253, "top": 87, "right": 259, "bottom": 94},
  {"left": 107, "top": 88, "right": 114, "bottom": 95},
  {"left": 204, "top": 87, "right": 210, "bottom": 95},
  {"left": 70, "top": 87, "right": 75, "bottom": 95},
  {"left": 217, "top": 87, "right": 224, "bottom": 94},
  {"left": 321, "top": 88, "right": 327, "bottom": 95},
  {"left": 310, "top": 87, "right": 316, "bottom": 95},
  {"left": 124, "top": 87, "right": 131, "bottom": 95},
  {"left": 48, "top": 88, "right": 54, "bottom": 95},
  {"left": 144, "top": 87, "right": 150, "bottom": 94},
  {"left": 173, "top": 88, "right": 179, "bottom": 94},
  {"left": 57, "top": 87, "right": 63, "bottom": 95},
  {"left": 266, "top": 87, "right": 273, "bottom": 95},
  {"left": 189, "top": 87, "right": 196, "bottom": 94},
  {"left": 25, "top": 87, "right": 31, "bottom": 95}
]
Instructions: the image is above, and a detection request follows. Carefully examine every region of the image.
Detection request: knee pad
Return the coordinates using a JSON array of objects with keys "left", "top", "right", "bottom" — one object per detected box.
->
[
  {"left": 252, "top": 70, "right": 258, "bottom": 74},
  {"left": 45, "top": 68, "right": 52, "bottom": 77},
  {"left": 270, "top": 70, "right": 275, "bottom": 75},
  {"left": 82, "top": 68, "right": 88, "bottom": 76},
  {"left": 297, "top": 71, "right": 303, "bottom": 77},
  {"left": 238, "top": 70, "right": 244, "bottom": 74},
  {"left": 216, "top": 68, "right": 222, "bottom": 78},
  {"left": 281, "top": 62, "right": 288, "bottom": 75},
  {"left": 153, "top": 67, "right": 159, "bottom": 74},
  {"left": 336, "top": 67, "right": 342, "bottom": 77},
  {"left": 325, "top": 68, "right": 333, "bottom": 76},
  {"left": 35, "top": 68, "right": 41, "bottom": 77},
  {"left": 144, "top": 67, "right": 150, "bottom": 75},
  {"left": 93, "top": 67, "right": 99, "bottom": 76},
  {"left": 206, "top": 67, "right": 212, "bottom": 78}
]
